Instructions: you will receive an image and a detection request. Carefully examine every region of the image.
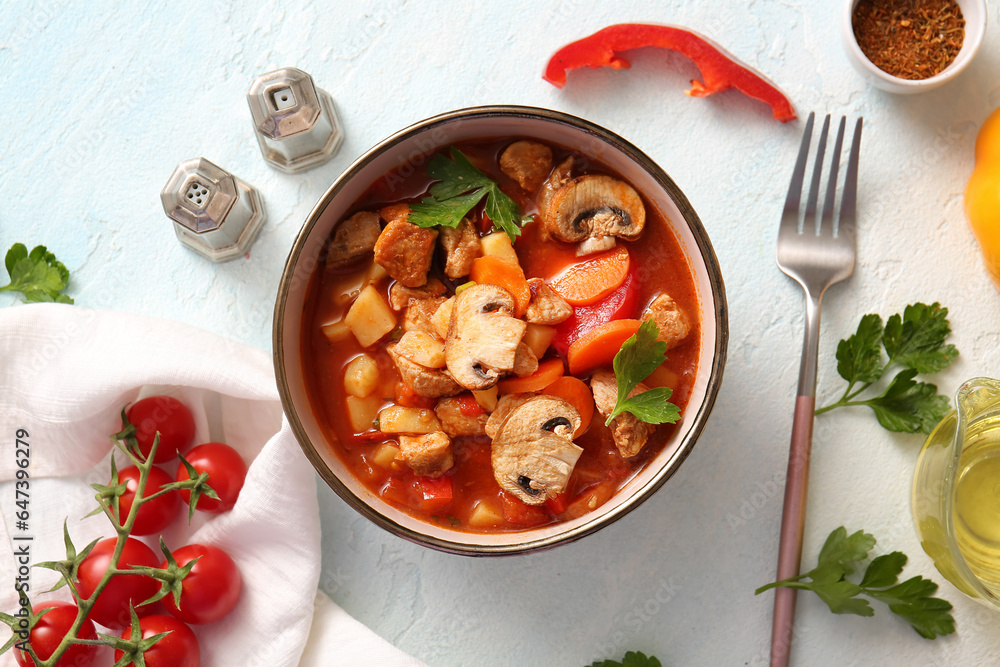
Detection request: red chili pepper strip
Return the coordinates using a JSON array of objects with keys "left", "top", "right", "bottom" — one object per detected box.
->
[{"left": 543, "top": 24, "right": 797, "bottom": 123}]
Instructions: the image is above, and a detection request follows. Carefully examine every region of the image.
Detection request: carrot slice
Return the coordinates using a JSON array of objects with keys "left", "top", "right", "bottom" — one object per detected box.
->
[
  {"left": 567, "top": 319, "right": 642, "bottom": 376},
  {"left": 548, "top": 245, "right": 630, "bottom": 306},
  {"left": 497, "top": 358, "right": 565, "bottom": 395},
  {"left": 542, "top": 376, "right": 594, "bottom": 438},
  {"left": 470, "top": 255, "right": 531, "bottom": 317}
]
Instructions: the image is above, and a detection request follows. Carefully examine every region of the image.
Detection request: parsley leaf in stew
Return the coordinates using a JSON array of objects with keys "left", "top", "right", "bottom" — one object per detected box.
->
[
  {"left": 587, "top": 650, "right": 663, "bottom": 667},
  {"left": 606, "top": 320, "right": 680, "bottom": 426},
  {"left": 756, "top": 526, "right": 955, "bottom": 639},
  {"left": 409, "top": 147, "right": 530, "bottom": 242},
  {"left": 815, "top": 302, "right": 956, "bottom": 433},
  {"left": 0, "top": 243, "right": 73, "bottom": 304}
]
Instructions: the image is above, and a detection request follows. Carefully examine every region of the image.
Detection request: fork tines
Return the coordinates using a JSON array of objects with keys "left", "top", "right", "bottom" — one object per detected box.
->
[{"left": 783, "top": 112, "right": 863, "bottom": 239}]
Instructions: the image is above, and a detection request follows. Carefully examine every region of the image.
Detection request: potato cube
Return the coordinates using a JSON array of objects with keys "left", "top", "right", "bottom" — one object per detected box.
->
[
  {"left": 321, "top": 320, "right": 352, "bottom": 343},
  {"left": 371, "top": 442, "right": 401, "bottom": 470},
  {"left": 345, "top": 394, "right": 382, "bottom": 432},
  {"left": 345, "top": 285, "right": 397, "bottom": 347},
  {"left": 523, "top": 323, "right": 557, "bottom": 360},
  {"left": 394, "top": 331, "right": 446, "bottom": 368},
  {"left": 472, "top": 386, "right": 498, "bottom": 412},
  {"left": 467, "top": 500, "right": 504, "bottom": 528},
  {"left": 343, "top": 353, "right": 381, "bottom": 397},
  {"left": 480, "top": 232, "right": 520, "bottom": 265},
  {"left": 431, "top": 297, "right": 454, "bottom": 340},
  {"left": 378, "top": 405, "right": 442, "bottom": 434}
]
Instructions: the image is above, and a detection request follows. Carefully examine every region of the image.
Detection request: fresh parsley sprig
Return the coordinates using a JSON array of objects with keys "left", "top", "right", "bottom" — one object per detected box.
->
[
  {"left": 587, "top": 651, "right": 662, "bottom": 667},
  {"left": 606, "top": 320, "right": 680, "bottom": 426},
  {"left": 815, "top": 302, "right": 956, "bottom": 433},
  {"left": 409, "top": 147, "right": 531, "bottom": 242},
  {"left": 0, "top": 243, "right": 73, "bottom": 304},
  {"left": 755, "top": 526, "right": 955, "bottom": 639}
]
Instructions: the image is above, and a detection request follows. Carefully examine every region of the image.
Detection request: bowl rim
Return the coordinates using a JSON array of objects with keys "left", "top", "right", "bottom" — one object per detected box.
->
[
  {"left": 273, "top": 104, "right": 729, "bottom": 556},
  {"left": 842, "top": 0, "right": 987, "bottom": 92}
]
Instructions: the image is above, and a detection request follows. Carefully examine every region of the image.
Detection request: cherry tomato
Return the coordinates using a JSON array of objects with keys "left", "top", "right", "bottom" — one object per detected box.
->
[
  {"left": 117, "top": 464, "right": 180, "bottom": 535},
  {"left": 176, "top": 443, "right": 247, "bottom": 513},
  {"left": 14, "top": 601, "right": 98, "bottom": 667},
  {"left": 126, "top": 396, "right": 195, "bottom": 463},
  {"left": 114, "top": 615, "right": 200, "bottom": 667},
  {"left": 162, "top": 544, "right": 241, "bottom": 624},
  {"left": 77, "top": 537, "right": 160, "bottom": 629}
]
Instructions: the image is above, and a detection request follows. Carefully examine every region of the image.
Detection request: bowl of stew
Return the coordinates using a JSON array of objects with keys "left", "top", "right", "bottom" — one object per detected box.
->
[{"left": 274, "top": 106, "right": 727, "bottom": 555}]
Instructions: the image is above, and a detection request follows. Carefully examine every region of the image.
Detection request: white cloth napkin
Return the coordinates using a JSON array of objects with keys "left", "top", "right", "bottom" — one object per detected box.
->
[{"left": 0, "top": 304, "right": 425, "bottom": 667}]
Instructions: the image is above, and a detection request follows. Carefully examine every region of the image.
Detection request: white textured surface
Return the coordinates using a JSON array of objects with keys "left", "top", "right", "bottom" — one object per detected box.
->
[{"left": 3, "top": 1, "right": 1000, "bottom": 665}]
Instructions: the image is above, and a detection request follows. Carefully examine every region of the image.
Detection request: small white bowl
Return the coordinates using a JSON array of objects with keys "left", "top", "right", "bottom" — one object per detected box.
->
[{"left": 842, "top": 0, "right": 987, "bottom": 94}]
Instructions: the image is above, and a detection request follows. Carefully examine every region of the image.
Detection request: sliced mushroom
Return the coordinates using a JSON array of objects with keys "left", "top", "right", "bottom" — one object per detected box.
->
[
  {"left": 542, "top": 175, "right": 645, "bottom": 244},
  {"left": 387, "top": 343, "right": 463, "bottom": 398},
  {"left": 642, "top": 293, "right": 692, "bottom": 351},
  {"left": 326, "top": 211, "right": 382, "bottom": 269},
  {"left": 490, "top": 395, "right": 583, "bottom": 504},
  {"left": 590, "top": 369, "right": 655, "bottom": 458},
  {"left": 485, "top": 392, "right": 535, "bottom": 440},
  {"left": 499, "top": 141, "right": 553, "bottom": 192},
  {"left": 524, "top": 278, "right": 572, "bottom": 325},
  {"left": 439, "top": 218, "right": 482, "bottom": 279},
  {"left": 445, "top": 284, "right": 527, "bottom": 390},
  {"left": 575, "top": 235, "right": 617, "bottom": 257}
]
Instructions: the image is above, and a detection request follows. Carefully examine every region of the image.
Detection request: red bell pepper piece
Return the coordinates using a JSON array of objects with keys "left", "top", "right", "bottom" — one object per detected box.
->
[
  {"left": 544, "top": 23, "right": 796, "bottom": 123},
  {"left": 551, "top": 261, "right": 640, "bottom": 358},
  {"left": 499, "top": 491, "right": 550, "bottom": 526},
  {"left": 413, "top": 475, "right": 454, "bottom": 512}
]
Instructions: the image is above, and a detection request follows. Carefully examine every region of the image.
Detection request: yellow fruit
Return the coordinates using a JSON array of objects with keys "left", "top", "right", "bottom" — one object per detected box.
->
[{"left": 975, "top": 107, "right": 1000, "bottom": 165}]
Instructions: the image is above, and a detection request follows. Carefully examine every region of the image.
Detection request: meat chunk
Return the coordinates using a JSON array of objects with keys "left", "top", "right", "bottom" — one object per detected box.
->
[
  {"left": 537, "top": 157, "right": 573, "bottom": 234},
  {"left": 513, "top": 342, "right": 539, "bottom": 377},
  {"left": 590, "top": 369, "right": 655, "bottom": 458},
  {"left": 435, "top": 396, "right": 489, "bottom": 437},
  {"left": 643, "top": 293, "right": 691, "bottom": 350},
  {"left": 403, "top": 296, "right": 448, "bottom": 335},
  {"left": 388, "top": 278, "right": 446, "bottom": 311},
  {"left": 398, "top": 431, "right": 453, "bottom": 478},
  {"left": 387, "top": 343, "right": 463, "bottom": 398},
  {"left": 525, "top": 278, "right": 572, "bottom": 325},
  {"left": 490, "top": 395, "right": 582, "bottom": 504},
  {"left": 326, "top": 211, "right": 382, "bottom": 269},
  {"left": 379, "top": 203, "right": 411, "bottom": 225},
  {"left": 439, "top": 218, "right": 482, "bottom": 280},
  {"left": 373, "top": 220, "right": 438, "bottom": 287},
  {"left": 500, "top": 141, "right": 554, "bottom": 192}
]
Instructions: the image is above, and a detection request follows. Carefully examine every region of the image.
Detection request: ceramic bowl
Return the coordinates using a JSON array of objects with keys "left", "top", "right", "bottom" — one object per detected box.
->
[
  {"left": 273, "top": 105, "right": 728, "bottom": 555},
  {"left": 842, "top": 0, "right": 987, "bottom": 94}
]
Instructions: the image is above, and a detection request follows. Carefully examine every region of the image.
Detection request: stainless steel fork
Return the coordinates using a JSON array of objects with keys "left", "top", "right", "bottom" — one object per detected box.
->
[{"left": 770, "top": 112, "right": 862, "bottom": 667}]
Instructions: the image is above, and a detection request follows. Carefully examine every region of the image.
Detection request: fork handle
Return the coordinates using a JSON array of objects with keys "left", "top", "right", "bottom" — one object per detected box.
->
[{"left": 771, "top": 292, "right": 822, "bottom": 667}]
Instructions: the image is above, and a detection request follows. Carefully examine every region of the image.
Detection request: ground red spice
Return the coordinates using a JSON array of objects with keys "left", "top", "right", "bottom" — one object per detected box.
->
[{"left": 852, "top": 0, "right": 965, "bottom": 80}]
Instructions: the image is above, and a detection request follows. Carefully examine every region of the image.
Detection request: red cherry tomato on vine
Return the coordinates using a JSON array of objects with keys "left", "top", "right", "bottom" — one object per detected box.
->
[
  {"left": 117, "top": 464, "right": 180, "bottom": 535},
  {"left": 162, "top": 544, "right": 241, "bottom": 624},
  {"left": 126, "top": 396, "right": 195, "bottom": 463},
  {"left": 114, "top": 615, "right": 200, "bottom": 667},
  {"left": 14, "top": 601, "right": 98, "bottom": 667},
  {"left": 77, "top": 537, "right": 160, "bottom": 629},
  {"left": 176, "top": 443, "right": 247, "bottom": 513}
]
